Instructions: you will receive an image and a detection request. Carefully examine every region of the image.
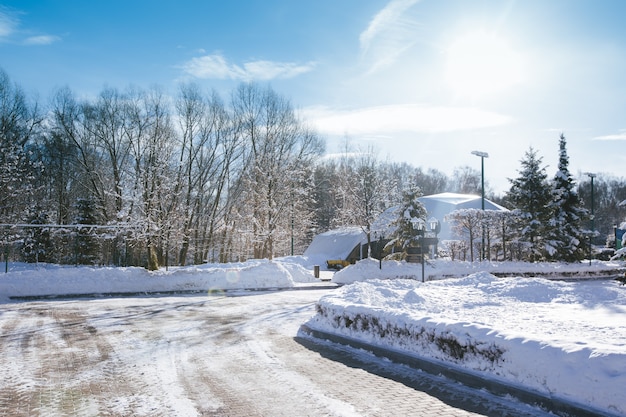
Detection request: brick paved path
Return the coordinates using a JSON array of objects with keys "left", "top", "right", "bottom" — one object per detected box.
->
[{"left": 0, "top": 290, "right": 549, "bottom": 416}]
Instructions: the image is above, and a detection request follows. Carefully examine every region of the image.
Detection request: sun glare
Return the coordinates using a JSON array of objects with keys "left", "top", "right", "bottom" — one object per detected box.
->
[{"left": 444, "top": 31, "right": 525, "bottom": 97}]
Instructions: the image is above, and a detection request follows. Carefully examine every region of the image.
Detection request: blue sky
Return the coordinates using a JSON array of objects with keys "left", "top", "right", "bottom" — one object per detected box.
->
[{"left": 1, "top": 0, "right": 626, "bottom": 194}]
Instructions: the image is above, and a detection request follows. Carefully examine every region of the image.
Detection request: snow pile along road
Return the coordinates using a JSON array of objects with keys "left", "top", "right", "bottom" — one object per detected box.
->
[
  {"left": 304, "top": 272, "right": 626, "bottom": 416},
  {"left": 2, "top": 256, "right": 626, "bottom": 415},
  {"left": 0, "top": 259, "right": 319, "bottom": 300},
  {"left": 331, "top": 258, "right": 626, "bottom": 284}
]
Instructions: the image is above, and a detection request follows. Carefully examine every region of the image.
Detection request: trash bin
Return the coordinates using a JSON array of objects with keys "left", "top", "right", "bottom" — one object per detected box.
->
[{"left": 314, "top": 265, "right": 320, "bottom": 278}]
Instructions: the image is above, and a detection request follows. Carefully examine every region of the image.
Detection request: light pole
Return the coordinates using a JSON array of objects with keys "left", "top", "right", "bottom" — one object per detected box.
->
[
  {"left": 471, "top": 150, "right": 489, "bottom": 260},
  {"left": 291, "top": 216, "right": 294, "bottom": 256},
  {"left": 374, "top": 231, "right": 382, "bottom": 269},
  {"left": 411, "top": 218, "right": 426, "bottom": 282},
  {"left": 584, "top": 172, "right": 596, "bottom": 264},
  {"left": 429, "top": 217, "right": 440, "bottom": 258},
  {"left": 290, "top": 195, "right": 294, "bottom": 256}
]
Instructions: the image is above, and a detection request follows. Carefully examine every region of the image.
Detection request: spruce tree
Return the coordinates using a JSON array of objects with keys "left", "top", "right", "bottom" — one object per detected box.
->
[
  {"left": 73, "top": 198, "right": 100, "bottom": 265},
  {"left": 22, "top": 208, "right": 53, "bottom": 263},
  {"left": 386, "top": 185, "right": 427, "bottom": 255},
  {"left": 545, "top": 134, "right": 590, "bottom": 262},
  {"left": 506, "top": 147, "right": 552, "bottom": 261}
]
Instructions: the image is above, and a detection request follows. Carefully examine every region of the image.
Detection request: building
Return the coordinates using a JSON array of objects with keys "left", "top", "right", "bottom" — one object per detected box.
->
[
  {"left": 303, "top": 193, "right": 508, "bottom": 266},
  {"left": 418, "top": 192, "right": 508, "bottom": 241}
]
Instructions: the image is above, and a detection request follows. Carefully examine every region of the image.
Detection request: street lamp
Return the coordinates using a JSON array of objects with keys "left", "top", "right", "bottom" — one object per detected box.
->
[
  {"left": 411, "top": 218, "right": 426, "bottom": 282},
  {"left": 429, "top": 217, "right": 440, "bottom": 258},
  {"left": 374, "top": 231, "right": 383, "bottom": 269},
  {"left": 471, "top": 150, "right": 489, "bottom": 260},
  {"left": 584, "top": 172, "right": 596, "bottom": 265}
]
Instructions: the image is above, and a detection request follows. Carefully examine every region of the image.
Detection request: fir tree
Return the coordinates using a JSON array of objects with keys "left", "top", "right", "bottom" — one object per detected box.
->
[
  {"left": 73, "top": 198, "right": 101, "bottom": 265},
  {"left": 386, "top": 185, "right": 427, "bottom": 255},
  {"left": 506, "top": 147, "right": 552, "bottom": 261},
  {"left": 544, "top": 134, "right": 590, "bottom": 262},
  {"left": 22, "top": 207, "right": 53, "bottom": 263}
]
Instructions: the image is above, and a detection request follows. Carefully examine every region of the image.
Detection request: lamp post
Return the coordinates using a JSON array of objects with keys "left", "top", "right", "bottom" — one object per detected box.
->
[
  {"left": 429, "top": 217, "right": 440, "bottom": 258},
  {"left": 471, "top": 150, "right": 489, "bottom": 261},
  {"left": 290, "top": 195, "right": 294, "bottom": 256},
  {"left": 584, "top": 172, "right": 596, "bottom": 265},
  {"left": 374, "top": 231, "right": 382, "bottom": 269},
  {"left": 411, "top": 218, "right": 426, "bottom": 282},
  {"left": 290, "top": 216, "right": 294, "bottom": 256}
]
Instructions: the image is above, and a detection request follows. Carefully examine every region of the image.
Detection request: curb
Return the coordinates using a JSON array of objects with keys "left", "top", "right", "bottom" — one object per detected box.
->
[{"left": 299, "top": 324, "right": 618, "bottom": 417}]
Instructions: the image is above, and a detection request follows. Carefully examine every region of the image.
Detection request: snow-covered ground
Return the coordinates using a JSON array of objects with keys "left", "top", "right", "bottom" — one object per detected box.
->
[
  {"left": 307, "top": 258, "right": 626, "bottom": 416},
  {"left": 1, "top": 257, "right": 625, "bottom": 415},
  {"left": 0, "top": 258, "right": 320, "bottom": 301}
]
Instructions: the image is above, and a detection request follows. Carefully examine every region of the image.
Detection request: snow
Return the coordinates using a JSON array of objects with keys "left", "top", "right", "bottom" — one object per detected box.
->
[
  {"left": 418, "top": 192, "right": 508, "bottom": 240},
  {"left": 0, "top": 258, "right": 319, "bottom": 300},
  {"left": 306, "top": 258, "right": 626, "bottom": 416},
  {"left": 303, "top": 227, "right": 367, "bottom": 265},
  {"left": 1, "top": 256, "right": 625, "bottom": 415}
]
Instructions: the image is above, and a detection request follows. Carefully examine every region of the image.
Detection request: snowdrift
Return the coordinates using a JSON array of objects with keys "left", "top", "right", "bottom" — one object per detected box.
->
[
  {"left": 305, "top": 272, "right": 626, "bottom": 416},
  {"left": 0, "top": 259, "right": 319, "bottom": 300}
]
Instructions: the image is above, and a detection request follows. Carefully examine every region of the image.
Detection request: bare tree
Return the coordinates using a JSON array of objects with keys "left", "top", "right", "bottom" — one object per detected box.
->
[
  {"left": 124, "top": 87, "right": 177, "bottom": 269},
  {"left": 350, "top": 148, "right": 386, "bottom": 253},
  {"left": 82, "top": 87, "right": 132, "bottom": 221},
  {"left": 451, "top": 165, "right": 492, "bottom": 196},
  {"left": 231, "top": 83, "right": 323, "bottom": 259},
  {"left": 0, "top": 69, "right": 43, "bottom": 223},
  {"left": 484, "top": 210, "right": 517, "bottom": 261},
  {"left": 446, "top": 208, "right": 483, "bottom": 261},
  {"left": 176, "top": 85, "right": 244, "bottom": 264},
  {"left": 413, "top": 167, "right": 449, "bottom": 195}
]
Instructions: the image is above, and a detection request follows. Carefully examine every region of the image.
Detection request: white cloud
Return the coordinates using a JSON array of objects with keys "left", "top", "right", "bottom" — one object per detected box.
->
[
  {"left": 243, "top": 60, "right": 314, "bottom": 80},
  {"left": 23, "top": 35, "right": 60, "bottom": 45},
  {"left": 0, "top": 9, "right": 60, "bottom": 45},
  {"left": 0, "top": 10, "right": 17, "bottom": 38},
  {"left": 180, "top": 53, "right": 315, "bottom": 81},
  {"left": 359, "top": 0, "right": 422, "bottom": 73},
  {"left": 593, "top": 131, "right": 626, "bottom": 141},
  {"left": 181, "top": 54, "right": 244, "bottom": 79},
  {"left": 303, "top": 104, "right": 513, "bottom": 136}
]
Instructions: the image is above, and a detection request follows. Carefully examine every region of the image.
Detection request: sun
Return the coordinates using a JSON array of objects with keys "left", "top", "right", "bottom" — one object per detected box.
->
[{"left": 444, "top": 31, "right": 525, "bottom": 97}]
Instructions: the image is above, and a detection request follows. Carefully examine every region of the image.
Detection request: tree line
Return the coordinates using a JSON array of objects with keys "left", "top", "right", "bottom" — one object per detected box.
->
[
  {"left": 2, "top": 69, "right": 326, "bottom": 268},
  {"left": 440, "top": 137, "right": 626, "bottom": 262},
  {"left": 1, "top": 67, "right": 625, "bottom": 268}
]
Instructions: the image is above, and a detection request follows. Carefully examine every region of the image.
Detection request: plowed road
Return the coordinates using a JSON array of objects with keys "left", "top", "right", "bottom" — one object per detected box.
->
[{"left": 0, "top": 289, "right": 547, "bottom": 416}]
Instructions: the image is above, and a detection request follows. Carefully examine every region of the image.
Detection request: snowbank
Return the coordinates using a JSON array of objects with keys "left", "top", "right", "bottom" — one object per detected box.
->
[
  {"left": 332, "top": 258, "right": 422, "bottom": 284},
  {"left": 332, "top": 257, "right": 625, "bottom": 284},
  {"left": 305, "top": 273, "right": 626, "bottom": 415},
  {"left": 3, "top": 256, "right": 626, "bottom": 415},
  {"left": 0, "top": 259, "right": 319, "bottom": 300}
]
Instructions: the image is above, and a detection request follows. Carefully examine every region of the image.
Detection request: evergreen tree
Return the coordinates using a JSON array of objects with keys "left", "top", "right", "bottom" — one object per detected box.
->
[
  {"left": 577, "top": 174, "right": 626, "bottom": 247},
  {"left": 22, "top": 207, "right": 53, "bottom": 263},
  {"left": 544, "top": 134, "right": 590, "bottom": 262},
  {"left": 73, "top": 198, "right": 101, "bottom": 265},
  {"left": 506, "top": 147, "right": 552, "bottom": 261},
  {"left": 0, "top": 69, "right": 42, "bottom": 224},
  {"left": 386, "top": 185, "right": 427, "bottom": 255}
]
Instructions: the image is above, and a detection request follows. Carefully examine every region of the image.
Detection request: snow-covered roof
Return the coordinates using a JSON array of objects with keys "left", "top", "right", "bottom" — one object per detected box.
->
[
  {"left": 419, "top": 192, "right": 507, "bottom": 211},
  {"left": 303, "top": 193, "right": 508, "bottom": 261},
  {"left": 418, "top": 192, "right": 508, "bottom": 240},
  {"left": 303, "top": 227, "right": 367, "bottom": 263}
]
